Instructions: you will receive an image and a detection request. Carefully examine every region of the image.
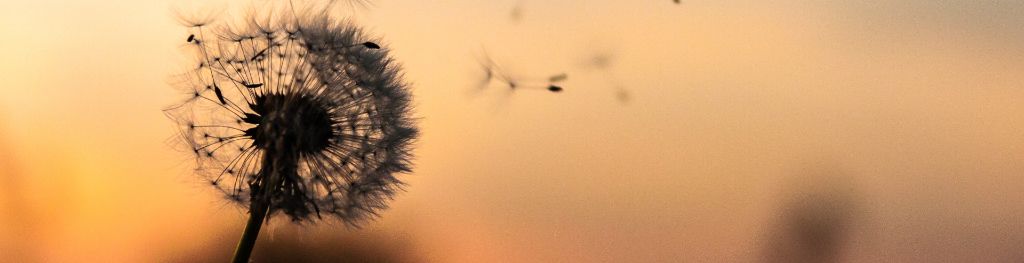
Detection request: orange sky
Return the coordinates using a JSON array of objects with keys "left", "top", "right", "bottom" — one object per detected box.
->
[{"left": 1, "top": 1, "right": 1024, "bottom": 262}]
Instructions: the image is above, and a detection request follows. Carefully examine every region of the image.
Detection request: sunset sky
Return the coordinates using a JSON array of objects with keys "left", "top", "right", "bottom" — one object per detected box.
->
[{"left": 1, "top": 1, "right": 1024, "bottom": 262}]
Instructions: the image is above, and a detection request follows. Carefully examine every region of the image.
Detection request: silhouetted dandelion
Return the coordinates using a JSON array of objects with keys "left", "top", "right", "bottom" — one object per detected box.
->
[{"left": 165, "top": 7, "right": 416, "bottom": 263}]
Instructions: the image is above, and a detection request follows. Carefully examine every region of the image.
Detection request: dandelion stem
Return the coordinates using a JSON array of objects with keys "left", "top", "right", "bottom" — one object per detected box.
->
[
  {"left": 232, "top": 137, "right": 295, "bottom": 262},
  {"left": 232, "top": 198, "right": 269, "bottom": 263}
]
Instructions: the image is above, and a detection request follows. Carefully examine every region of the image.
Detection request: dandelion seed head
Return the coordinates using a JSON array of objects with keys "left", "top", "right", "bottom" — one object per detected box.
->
[{"left": 166, "top": 9, "right": 416, "bottom": 226}]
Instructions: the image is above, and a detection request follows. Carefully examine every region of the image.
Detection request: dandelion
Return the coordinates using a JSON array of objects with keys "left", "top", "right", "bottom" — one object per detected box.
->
[{"left": 165, "top": 8, "right": 417, "bottom": 263}]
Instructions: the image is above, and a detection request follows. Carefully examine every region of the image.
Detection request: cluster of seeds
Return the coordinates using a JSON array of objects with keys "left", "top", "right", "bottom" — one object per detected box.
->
[{"left": 166, "top": 13, "right": 416, "bottom": 226}]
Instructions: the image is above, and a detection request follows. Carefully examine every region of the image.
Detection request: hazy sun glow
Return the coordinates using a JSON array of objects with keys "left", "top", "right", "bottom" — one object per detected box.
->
[{"left": 1, "top": 1, "right": 1023, "bottom": 262}]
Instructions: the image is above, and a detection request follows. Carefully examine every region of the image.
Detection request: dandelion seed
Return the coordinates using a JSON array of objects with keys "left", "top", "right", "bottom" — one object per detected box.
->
[
  {"left": 165, "top": 7, "right": 417, "bottom": 263},
  {"left": 473, "top": 50, "right": 567, "bottom": 94},
  {"left": 213, "top": 85, "right": 226, "bottom": 104},
  {"left": 361, "top": 41, "right": 380, "bottom": 49}
]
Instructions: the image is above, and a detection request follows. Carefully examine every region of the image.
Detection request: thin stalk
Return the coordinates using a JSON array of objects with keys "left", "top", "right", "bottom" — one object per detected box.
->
[
  {"left": 231, "top": 199, "right": 270, "bottom": 263},
  {"left": 231, "top": 137, "right": 293, "bottom": 263}
]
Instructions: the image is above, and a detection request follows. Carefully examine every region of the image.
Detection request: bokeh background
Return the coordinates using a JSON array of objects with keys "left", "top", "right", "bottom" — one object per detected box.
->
[{"left": 2, "top": 0, "right": 1024, "bottom": 262}]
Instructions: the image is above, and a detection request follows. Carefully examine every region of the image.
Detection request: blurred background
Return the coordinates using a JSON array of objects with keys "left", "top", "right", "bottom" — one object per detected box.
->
[{"left": 2, "top": 0, "right": 1024, "bottom": 262}]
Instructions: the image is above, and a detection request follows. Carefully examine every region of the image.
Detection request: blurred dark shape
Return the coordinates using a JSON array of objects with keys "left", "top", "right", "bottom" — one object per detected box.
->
[
  {"left": 509, "top": 1, "right": 523, "bottom": 22},
  {"left": 547, "top": 85, "right": 563, "bottom": 92},
  {"left": 579, "top": 51, "right": 632, "bottom": 104},
  {"left": 614, "top": 87, "right": 630, "bottom": 103},
  {"left": 164, "top": 226, "right": 422, "bottom": 263},
  {"left": 187, "top": 34, "right": 195, "bottom": 43},
  {"left": 584, "top": 52, "right": 614, "bottom": 70},
  {"left": 761, "top": 169, "right": 858, "bottom": 263},
  {"left": 674, "top": 0, "right": 681, "bottom": 4},
  {"left": 548, "top": 73, "right": 568, "bottom": 83}
]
